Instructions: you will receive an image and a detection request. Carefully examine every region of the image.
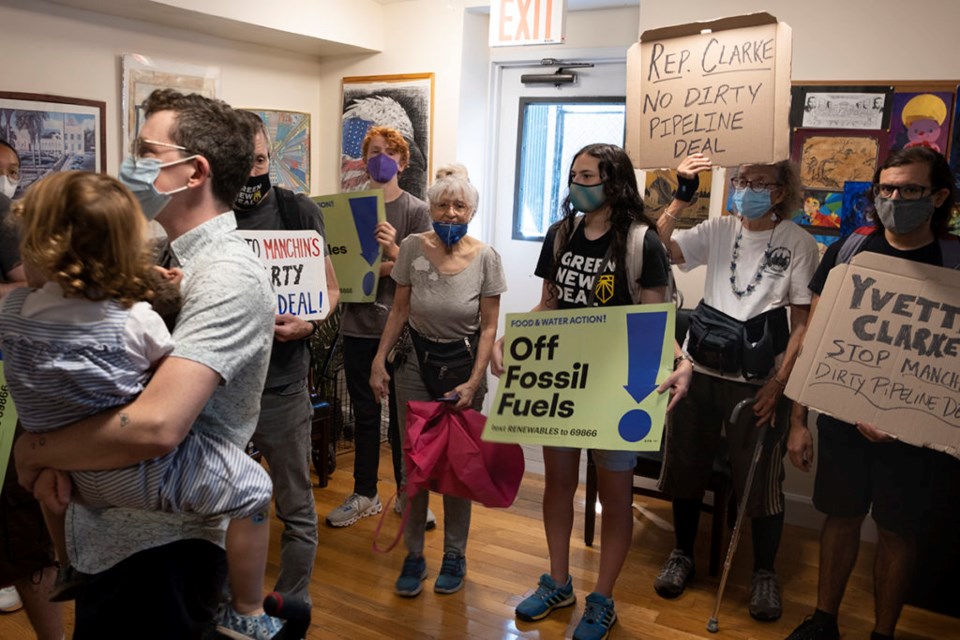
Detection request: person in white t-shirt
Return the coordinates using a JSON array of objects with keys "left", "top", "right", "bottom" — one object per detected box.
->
[{"left": 653, "top": 154, "right": 819, "bottom": 622}]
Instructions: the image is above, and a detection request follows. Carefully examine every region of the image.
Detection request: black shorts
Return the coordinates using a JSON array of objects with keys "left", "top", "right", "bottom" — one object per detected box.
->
[
  {"left": 813, "top": 415, "right": 933, "bottom": 534},
  {"left": 0, "top": 454, "right": 56, "bottom": 585},
  {"left": 659, "top": 372, "right": 790, "bottom": 517},
  {"left": 74, "top": 539, "right": 226, "bottom": 640}
]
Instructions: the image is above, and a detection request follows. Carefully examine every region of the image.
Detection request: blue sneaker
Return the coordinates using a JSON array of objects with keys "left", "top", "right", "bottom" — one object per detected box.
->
[
  {"left": 434, "top": 552, "right": 466, "bottom": 594},
  {"left": 573, "top": 592, "right": 617, "bottom": 640},
  {"left": 215, "top": 605, "right": 283, "bottom": 640},
  {"left": 395, "top": 553, "right": 427, "bottom": 597},
  {"left": 515, "top": 573, "right": 575, "bottom": 622}
]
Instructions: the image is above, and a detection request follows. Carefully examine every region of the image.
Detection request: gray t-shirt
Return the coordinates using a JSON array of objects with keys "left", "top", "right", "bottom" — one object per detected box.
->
[
  {"left": 392, "top": 234, "right": 507, "bottom": 340},
  {"left": 234, "top": 187, "right": 327, "bottom": 387},
  {"left": 66, "top": 212, "right": 275, "bottom": 574},
  {"left": 340, "top": 190, "right": 431, "bottom": 338}
]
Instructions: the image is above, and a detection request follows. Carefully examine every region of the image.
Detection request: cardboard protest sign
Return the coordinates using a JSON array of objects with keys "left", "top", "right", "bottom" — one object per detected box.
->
[
  {"left": 626, "top": 12, "right": 792, "bottom": 169},
  {"left": 312, "top": 190, "right": 385, "bottom": 303},
  {"left": 238, "top": 230, "right": 330, "bottom": 320},
  {"left": 786, "top": 253, "right": 960, "bottom": 457},
  {"left": 483, "top": 304, "right": 675, "bottom": 450},
  {"left": 0, "top": 358, "right": 19, "bottom": 498}
]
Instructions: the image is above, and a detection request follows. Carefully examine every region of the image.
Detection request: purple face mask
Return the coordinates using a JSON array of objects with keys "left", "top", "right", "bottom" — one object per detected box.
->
[{"left": 366, "top": 154, "right": 399, "bottom": 184}]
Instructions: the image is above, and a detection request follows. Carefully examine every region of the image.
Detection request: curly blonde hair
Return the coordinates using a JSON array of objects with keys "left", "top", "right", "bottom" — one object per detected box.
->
[{"left": 14, "top": 171, "right": 155, "bottom": 307}]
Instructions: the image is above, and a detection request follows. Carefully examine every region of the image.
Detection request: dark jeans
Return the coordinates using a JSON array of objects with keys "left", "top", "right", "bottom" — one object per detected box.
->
[
  {"left": 73, "top": 539, "right": 226, "bottom": 640},
  {"left": 342, "top": 336, "right": 402, "bottom": 497}
]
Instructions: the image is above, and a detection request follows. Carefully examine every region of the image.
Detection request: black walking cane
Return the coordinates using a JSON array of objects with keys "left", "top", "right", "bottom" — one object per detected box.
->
[{"left": 706, "top": 397, "right": 766, "bottom": 634}]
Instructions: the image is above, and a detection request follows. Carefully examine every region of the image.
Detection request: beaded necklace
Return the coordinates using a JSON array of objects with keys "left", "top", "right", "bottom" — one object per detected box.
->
[{"left": 729, "top": 221, "right": 779, "bottom": 299}]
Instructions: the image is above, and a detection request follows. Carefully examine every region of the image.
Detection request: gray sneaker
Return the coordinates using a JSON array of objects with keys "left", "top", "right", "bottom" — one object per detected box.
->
[
  {"left": 749, "top": 569, "right": 782, "bottom": 621},
  {"left": 325, "top": 493, "right": 382, "bottom": 527},
  {"left": 654, "top": 549, "right": 695, "bottom": 598}
]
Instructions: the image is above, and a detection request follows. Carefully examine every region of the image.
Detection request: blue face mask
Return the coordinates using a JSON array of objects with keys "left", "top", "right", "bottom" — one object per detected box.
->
[
  {"left": 366, "top": 154, "right": 399, "bottom": 184},
  {"left": 119, "top": 154, "right": 196, "bottom": 220},
  {"left": 568, "top": 181, "right": 606, "bottom": 213},
  {"left": 433, "top": 221, "right": 469, "bottom": 247},
  {"left": 732, "top": 187, "right": 773, "bottom": 220}
]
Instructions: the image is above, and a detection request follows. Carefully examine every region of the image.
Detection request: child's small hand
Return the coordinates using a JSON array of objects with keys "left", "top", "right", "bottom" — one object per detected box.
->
[{"left": 153, "top": 266, "right": 184, "bottom": 287}]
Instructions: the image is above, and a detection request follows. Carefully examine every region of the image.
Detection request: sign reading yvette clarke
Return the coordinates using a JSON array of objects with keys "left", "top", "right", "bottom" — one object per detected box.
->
[
  {"left": 238, "top": 230, "right": 330, "bottom": 321},
  {"left": 483, "top": 304, "right": 675, "bottom": 450},
  {"left": 0, "top": 358, "right": 19, "bottom": 498},
  {"left": 312, "top": 190, "right": 385, "bottom": 304},
  {"left": 625, "top": 12, "right": 792, "bottom": 169},
  {"left": 786, "top": 253, "right": 960, "bottom": 457},
  {"left": 489, "top": 0, "right": 565, "bottom": 47}
]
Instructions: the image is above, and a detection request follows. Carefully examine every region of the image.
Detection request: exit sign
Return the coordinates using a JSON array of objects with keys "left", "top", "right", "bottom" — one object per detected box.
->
[{"left": 490, "top": 0, "right": 566, "bottom": 47}]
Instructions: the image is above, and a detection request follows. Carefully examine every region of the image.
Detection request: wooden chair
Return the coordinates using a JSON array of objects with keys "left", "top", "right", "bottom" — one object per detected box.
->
[{"left": 582, "top": 307, "right": 732, "bottom": 576}]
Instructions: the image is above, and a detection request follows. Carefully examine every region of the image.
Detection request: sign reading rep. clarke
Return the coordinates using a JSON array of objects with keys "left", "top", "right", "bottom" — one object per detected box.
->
[
  {"left": 483, "top": 304, "right": 675, "bottom": 451},
  {"left": 238, "top": 229, "right": 330, "bottom": 321},
  {"left": 786, "top": 253, "right": 960, "bottom": 458},
  {"left": 626, "top": 12, "right": 792, "bottom": 169}
]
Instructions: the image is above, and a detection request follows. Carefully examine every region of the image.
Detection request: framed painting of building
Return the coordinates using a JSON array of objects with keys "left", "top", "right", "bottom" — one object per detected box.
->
[
  {"left": 0, "top": 91, "right": 106, "bottom": 197},
  {"left": 340, "top": 73, "right": 434, "bottom": 200},
  {"left": 122, "top": 53, "right": 220, "bottom": 156},
  {"left": 242, "top": 109, "right": 311, "bottom": 194}
]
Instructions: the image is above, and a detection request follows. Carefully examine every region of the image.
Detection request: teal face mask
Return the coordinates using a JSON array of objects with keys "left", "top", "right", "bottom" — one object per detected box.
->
[{"left": 568, "top": 182, "right": 606, "bottom": 213}]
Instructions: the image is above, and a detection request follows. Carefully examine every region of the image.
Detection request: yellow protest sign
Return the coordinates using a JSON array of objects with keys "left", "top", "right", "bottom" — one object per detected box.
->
[
  {"left": 312, "top": 190, "right": 386, "bottom": 303},
  {"left": 484, "top": 304, "right": 675, "bottom": 450},
  {"left": 0, "top": 359, "right": 19, "bottom": 497}
]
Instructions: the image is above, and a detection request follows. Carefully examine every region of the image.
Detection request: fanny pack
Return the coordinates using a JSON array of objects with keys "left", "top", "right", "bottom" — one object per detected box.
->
[
  {"left": 407, "top": 325, "right": 478, "bottom": 399},
  {"left": 687, "top": 301, "right": 789, "bottom": 380}
]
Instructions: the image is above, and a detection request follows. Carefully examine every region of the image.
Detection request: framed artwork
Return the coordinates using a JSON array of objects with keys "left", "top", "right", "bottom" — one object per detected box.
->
[
  {"left": 242, "top": 109, "right": 311, "bottom": 194},
  {"left": 810, "top": 232, "right": 842, "bottom": 259},
  {"left": 0, "top": 91, "right": 106, "bottom": 197},
  {"left": 887, "top": 90, "right": 954, "bottom": 154},
  {"left": 340, "top": 73, "right": 434, "bottom": 200},
  {"left": 122, "top": 53, "right": 220, "bottom": 156},
  {"left": 790, "top": 85, "right": 893, "bottom": 130},
  {"left": 840, "top": 181, "right": 874, "bottom": 236},
  {"left": 644, "top": 169, "right": 712, "bottom": 229},
  {"left": 790, "top": 189, "right": 842, "bottom": 230},
  {"left": 791, "top": 128, "right": 886, "bottom": 192}
]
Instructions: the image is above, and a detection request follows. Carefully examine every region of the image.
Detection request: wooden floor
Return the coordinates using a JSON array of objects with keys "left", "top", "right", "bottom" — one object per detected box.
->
[{"left": 1, "top": 446, "right": 956, "bottom": 639}]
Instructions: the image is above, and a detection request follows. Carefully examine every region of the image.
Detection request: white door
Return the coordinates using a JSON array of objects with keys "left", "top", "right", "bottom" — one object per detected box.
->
[{"left": 490, "top": 59, "right": 627, "bottom": 321}]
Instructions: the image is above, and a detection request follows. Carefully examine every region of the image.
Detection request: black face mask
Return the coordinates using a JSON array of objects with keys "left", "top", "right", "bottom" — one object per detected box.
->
[{"left": 234, "top": 173, "right": 271, "bottom": 210}]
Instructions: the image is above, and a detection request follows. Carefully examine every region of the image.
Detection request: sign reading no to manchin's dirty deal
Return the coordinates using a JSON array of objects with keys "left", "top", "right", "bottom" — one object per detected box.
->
[
  {"left": 238, "top": 229, "right": 330, "bottom": 321},
  {"left": 483, "top": 304, "right": 675, "bottom": 451}
]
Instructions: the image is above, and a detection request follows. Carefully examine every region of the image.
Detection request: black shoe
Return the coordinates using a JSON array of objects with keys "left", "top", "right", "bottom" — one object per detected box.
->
[
  {"left": 785, "top": 615, "right": 840, "bottom": 640},
  {"left": 653, "top": 549, "right": 695, "bottom": 599},
  {"left": 49, "top": 564, "right": 87, "bottom": 603}
]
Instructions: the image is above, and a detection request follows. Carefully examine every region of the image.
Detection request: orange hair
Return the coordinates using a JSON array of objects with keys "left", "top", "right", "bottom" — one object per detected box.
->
[
  {"left": 361, "top": 125, "right": 410, "bottom": 167},
  {"left": 14, "top": 171, "right": 155, "bottom": 307}
]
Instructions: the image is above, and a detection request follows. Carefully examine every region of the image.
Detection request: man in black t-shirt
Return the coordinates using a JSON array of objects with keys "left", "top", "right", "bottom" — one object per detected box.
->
[{"left": 786, "top": 147, "right": 960, "bottom": 640}]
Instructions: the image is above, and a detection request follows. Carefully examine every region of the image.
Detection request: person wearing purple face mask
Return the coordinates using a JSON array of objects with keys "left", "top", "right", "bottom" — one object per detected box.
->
[
  {"left": 326, "top": 126, "right": 434, "bottom": 529},
  {"left": 654, "top": 156, "right": 818, "bottom": 622}
]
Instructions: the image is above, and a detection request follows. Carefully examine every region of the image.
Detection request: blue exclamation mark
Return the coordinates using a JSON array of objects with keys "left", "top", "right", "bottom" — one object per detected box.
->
[
  {"left": 618, "top": 311, "right": 668, "bottom": 442},
  {"left": 348, "top": 195, "right": 382, "bottom": 296}
]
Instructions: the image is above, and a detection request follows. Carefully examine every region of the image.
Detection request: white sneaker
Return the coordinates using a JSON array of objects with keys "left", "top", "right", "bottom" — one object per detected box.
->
[
  {"left": 325, "top": 493, "right": 382, "bottom": 527},
  {"left": 0, "top": 586, "right": 22, "bottom": 613},
  {"left": 393, "top": 495, "right": 437, "bottom": 531}
]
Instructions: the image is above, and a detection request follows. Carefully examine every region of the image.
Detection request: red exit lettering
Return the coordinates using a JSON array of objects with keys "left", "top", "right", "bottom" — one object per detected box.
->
[{"left": 497, "top": 0, "right": 556, "bottom": 43}]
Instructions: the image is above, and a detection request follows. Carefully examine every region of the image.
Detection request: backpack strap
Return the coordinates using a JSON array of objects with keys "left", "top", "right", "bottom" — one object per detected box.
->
[
  {"left": 837, "top": 226, "right": 875, "bottom": 264},
  {"left": 274, "top": 187, "right": 306, "bottom": 231},
  {"left": 939, "top": 235, "right": 960, "bottom": 269},
  {"left": 625, "top": 222, "right": 648, "bottom": 304}
]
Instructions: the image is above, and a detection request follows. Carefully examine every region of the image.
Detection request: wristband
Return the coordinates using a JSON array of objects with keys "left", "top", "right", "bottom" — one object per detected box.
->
[
  {"left": 306, "top": 320, "right": 320, "bottom": 339},
  {"left": 675, "top": 173, "right": 699, "bottom": 203},
  {"left": 674, "top": 353, "right": 694, "bottom": 368},
  {"left": 772, "top": 375, "right": 787, "bottom": 388}
]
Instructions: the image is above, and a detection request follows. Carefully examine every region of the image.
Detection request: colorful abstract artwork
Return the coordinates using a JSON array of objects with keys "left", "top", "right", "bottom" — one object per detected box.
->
[
  {"left": 840, "top": 181, "right": 874, "bottom": 237},
  {"left": 790, "top": 189, "right": 842, "bottom": 229},
  {"left": 811, "top": 233, "right": 842, "bottom": 259},
  {"left": 243, "top": 109, "right": 310, "bottom": 194},
  {"left": 888, "top": 91, "right": 954, "bottom": 154},
  {"left": 644, "top": 169, "right": 712, "bottom": 229}
]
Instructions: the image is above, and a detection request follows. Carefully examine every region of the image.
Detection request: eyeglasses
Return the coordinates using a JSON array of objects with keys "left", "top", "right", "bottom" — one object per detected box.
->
[
  {"left": 431, "top": 200, "right": 470, "bottom": 214},
  {"left": 730, "top": 177, "right": 781, "bottom": 192},
  {"left": 872, "top": 183, "right": 931, "bottom": 200},
  {"left": 131, "top": 138, "right": 189, "bottom": 161}
]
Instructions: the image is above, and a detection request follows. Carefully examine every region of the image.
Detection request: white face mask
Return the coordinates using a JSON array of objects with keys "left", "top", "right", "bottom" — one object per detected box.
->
[
  {"left": 118, "top": 154, "right": 196, "bottom": 220},
  {"left": 0, "top": 175, "right": 18, "bottom": 199}
]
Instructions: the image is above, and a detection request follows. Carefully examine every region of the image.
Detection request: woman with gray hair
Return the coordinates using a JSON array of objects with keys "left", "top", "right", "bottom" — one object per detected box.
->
[
  {"left": 653, "top": 154, "right": 818, "bottom": 622},
  {"left": 370, "top": 164, "right": 506, "bottom": 598}
]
